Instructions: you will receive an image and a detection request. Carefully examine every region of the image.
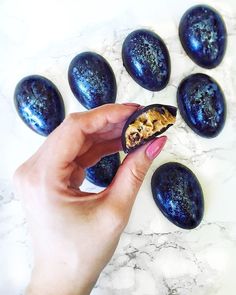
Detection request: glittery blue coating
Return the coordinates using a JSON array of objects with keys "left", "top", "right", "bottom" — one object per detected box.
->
[
  {"left": 14, "top": 75, "right": 65, "bottom": 136},
  {"left": 177, "top": 73, "right": 226, "bottom": 138},
  {"left": 179, "top": 5, "right": 227, "bottom": 69},
  {"left": 68, "top": 52, "right": 117, "bottom": 109},
  {"left": 151, "top": 162, "right": 204, "bottom": 229},
  {"left": 122, "top": 29, "right": 170, "bottom": 91},
  {"left": 86, "top": 153, "right": 121, "bottom": 187}
]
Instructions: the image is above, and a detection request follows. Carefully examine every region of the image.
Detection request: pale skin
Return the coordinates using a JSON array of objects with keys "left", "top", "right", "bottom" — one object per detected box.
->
[{"left": 14, "top": 103, "right": 167, "bottom": 295}]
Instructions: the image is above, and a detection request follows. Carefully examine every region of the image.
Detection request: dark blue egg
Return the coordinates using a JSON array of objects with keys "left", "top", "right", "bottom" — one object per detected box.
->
[
  {"left": 122, "top": 29, "right": 170, "bottom": 91},
  {"left": 177, "top": 73, "right": 226, "bottom": 138},
  {"left": 179, "top": 5, "right": 227, "bottom": 68},
  {"left": 14, "top": 75, "right": 65, "bottom": 136},
  {"left": 86, "top": 153, "right": 120, "bottom": 187},
  {"left": 68, "top": 52, "right": 117, "bottom": 109},
  {"left": 151, "top": 162, "right": 204, "bottom": 229}
]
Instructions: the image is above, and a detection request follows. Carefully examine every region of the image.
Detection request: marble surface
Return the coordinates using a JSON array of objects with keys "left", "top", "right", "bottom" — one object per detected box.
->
[{"left": 1, "top": 0, "right": 236, "bottom": 294}]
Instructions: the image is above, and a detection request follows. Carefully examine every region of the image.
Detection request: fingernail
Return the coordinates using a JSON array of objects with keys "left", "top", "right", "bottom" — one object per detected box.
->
[
  {"left": 146, "top": 136, "right": 167, "bottom": 160},
  {"left": 122, "top": 102, "right": 140, "bottom": 107}
]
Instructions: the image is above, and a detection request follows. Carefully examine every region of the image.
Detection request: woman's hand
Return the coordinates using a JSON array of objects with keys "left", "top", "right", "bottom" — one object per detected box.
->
[{"left": 14, "top": 103, "right": 167, "bottom": 295}]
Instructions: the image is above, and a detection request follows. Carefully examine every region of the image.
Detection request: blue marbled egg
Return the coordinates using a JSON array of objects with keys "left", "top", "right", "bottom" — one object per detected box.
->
[
  {"left": 151, "top": 162, "right": 204, "bottom": 229},
  {"left": 122, "top": 29, "right": 170, "bottom": 91},
  {"left": 86, "top": 153, "right": 120, "bottom": 187},
  {"left": 14, "top": 75, "right": 65, "bottom": 136},
  {"left": 179, "top": 5, "right": 227, "bottom": 68},
  {"left": 68, "top": 52, "right": 117, "bottom": 109},
  {"left": 177, "top": 73, "right": 226, "bottom": 138}
]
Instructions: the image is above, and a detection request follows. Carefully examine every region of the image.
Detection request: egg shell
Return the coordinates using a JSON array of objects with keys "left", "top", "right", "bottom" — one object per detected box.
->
[
  {"left": 179, "top": 5, "right": 227, "bottom": 69},
  {"left": 68, "top": 52, "right": 117, "bottom": 109},
  {"left": 14, "top": 75, "right": 65, "bottom": 136},
  {"left": 122, "top": 29, "right": 170, "bottom": 91},
  {"left": 151, "top": 162, "right": 204, "bottom": 229},
  {"left": 122, "top": 104, "right": 177, "bottom": 153},
  {"left": 86, "top": 153, "right": 120, "bottom": 187},
  {"left": 177, "top": 73, "right": 226, "bottom": 138}
]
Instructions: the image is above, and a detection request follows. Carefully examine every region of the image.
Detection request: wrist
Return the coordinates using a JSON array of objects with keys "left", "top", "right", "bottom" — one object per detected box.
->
[{"left": 26, "top": 260, "right": 97, "bottom": 295}]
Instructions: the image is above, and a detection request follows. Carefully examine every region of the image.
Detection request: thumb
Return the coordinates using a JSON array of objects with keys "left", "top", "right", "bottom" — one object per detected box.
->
[{"left": 109, "top": 136, "right": 167, "bottom": 208}]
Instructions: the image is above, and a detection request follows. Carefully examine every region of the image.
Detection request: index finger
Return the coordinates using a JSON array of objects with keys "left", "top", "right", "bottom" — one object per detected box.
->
[{"left": 43, "top": 104, "right": 138, "bottom": 170}]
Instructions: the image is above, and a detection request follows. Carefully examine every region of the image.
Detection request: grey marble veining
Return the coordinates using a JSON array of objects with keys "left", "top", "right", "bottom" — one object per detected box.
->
[{"left": 94, "top": 222, "right": 236, "bottom": 294}]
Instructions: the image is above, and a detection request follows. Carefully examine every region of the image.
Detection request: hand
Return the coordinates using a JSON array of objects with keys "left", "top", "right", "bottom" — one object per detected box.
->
[{"left": 14, "top": 103, "right": 167, "bottom": 295}]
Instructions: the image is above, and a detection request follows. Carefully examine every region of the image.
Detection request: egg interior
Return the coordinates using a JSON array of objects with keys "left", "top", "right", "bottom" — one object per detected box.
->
[{"left": 125, "top": 107, "right": 176, "bottom": 148}]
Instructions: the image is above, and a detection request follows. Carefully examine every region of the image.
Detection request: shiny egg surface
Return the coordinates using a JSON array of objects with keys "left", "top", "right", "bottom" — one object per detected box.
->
[
  {"left": 14, "top": 75, "right": 65, "bottom": 136},
  {"left": 68, "top": 52, "right": 117, "bottom": 109},
  {"left": 86, "top": 153, "right": 120, "bottom": 187},
  {"left": 151, "top": 162, "right": 204, "bottom": 229},
  {"left": 179, "top": 5, "right": 227, "bottom": 68},
  {"left": 177, "top": 73, "right": 226, "bottom": 138},
  {"left": 122, "top": 29, "right": 170, "bottom": 91}
]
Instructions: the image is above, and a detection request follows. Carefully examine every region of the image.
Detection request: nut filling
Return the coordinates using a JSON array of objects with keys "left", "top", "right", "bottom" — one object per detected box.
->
[{"left": 125, "top": 107, "right": 176, "bottom": 148}]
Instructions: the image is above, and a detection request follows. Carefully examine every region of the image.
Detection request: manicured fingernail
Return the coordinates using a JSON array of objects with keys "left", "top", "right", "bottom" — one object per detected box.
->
[
  {"left": 146, "top": 136, "right": 167, "bottom": 160},
  {"left": 122, "top": 102, "right": 140, "bottom": 107}
]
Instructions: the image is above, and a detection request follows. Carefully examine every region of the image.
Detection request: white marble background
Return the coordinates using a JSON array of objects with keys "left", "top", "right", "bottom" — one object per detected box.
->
[{"left": 1, "top": 0, "right": 236, "bottom": 294}]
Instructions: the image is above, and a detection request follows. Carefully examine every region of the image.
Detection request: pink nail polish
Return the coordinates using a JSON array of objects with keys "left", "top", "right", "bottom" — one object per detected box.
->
[
  {"left": 122, "top": 102, "right": 140, "bottom": 107},
  {"left": 146, "top": 136, "right": 167, "bottom": 160}
]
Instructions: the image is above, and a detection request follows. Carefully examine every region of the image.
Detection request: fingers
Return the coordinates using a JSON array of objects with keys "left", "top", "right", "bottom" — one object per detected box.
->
[
  {"left": 43, "top": 104, "right": 138, "bottom": 171},
  {"left": 95, "top": 122, "right": 126, "bottom": 141},
  {"left": 69, "top": 104, "right": 138, "bottom": 135},
  {"left": 108, "top": 136, "right": 167, "bottom": 211},
  {"left": 78, "top": 138, "right": 121, "bottom": 169}
]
